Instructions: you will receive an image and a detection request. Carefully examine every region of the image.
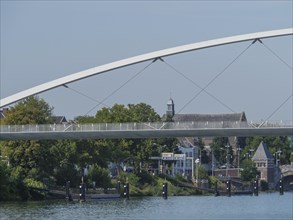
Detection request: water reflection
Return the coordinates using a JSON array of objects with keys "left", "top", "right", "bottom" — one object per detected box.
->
[{"left": 1, "top": 192, "right": 292, "bottom": 220}]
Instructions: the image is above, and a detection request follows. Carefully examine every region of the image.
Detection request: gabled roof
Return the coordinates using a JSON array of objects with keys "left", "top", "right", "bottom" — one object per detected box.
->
[
  {"left": 172, "top": 112, "right": 246, "bottom": 123},
  {"left": 52, "top": 116, "right": 67, "bottom": 124},
  {"left": 252, "top": 141, "right": 274, "bottom": 160}
]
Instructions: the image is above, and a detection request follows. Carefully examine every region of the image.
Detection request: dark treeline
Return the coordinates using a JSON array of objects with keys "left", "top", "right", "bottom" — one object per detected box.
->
[
  {"left": 0, "top": 96, "right": 179, "bottom": 200},
  {"left": 0, "top": 96, "right": 292, "bottom": 200}
]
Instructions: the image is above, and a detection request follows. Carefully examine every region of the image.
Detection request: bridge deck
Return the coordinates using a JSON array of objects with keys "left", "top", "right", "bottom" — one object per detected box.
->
[{"left": 1, "top": 122, "right": 292, "bottom": 140}]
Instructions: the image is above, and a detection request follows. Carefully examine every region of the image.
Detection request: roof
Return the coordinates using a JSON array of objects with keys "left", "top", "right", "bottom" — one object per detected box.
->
[
  {"left": 252, "top": 141, "right": 274, "bottom": 160},
  {"left": 172, "top": 112, "right": 246, "bottom": 123},
  {"left": 51, "top": 116, "right": 67, "bottom": 124}
]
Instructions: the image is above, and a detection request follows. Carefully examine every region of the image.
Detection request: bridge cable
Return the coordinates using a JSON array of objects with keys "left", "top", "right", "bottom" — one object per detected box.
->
[
  {"left": 63, "top": 85, "right": 110, "bottom": 109},
  {"left": 259, "top": 40, "right": 293, "bottom": 71},
  {"left": 64, "top": 61, "right": 157, "bottom": 123},
  {"left": 256, "top": 39, "right": 292, "bottom": 125},
  {"left": 84, "top": 61, "right": 154, "bottom": 116},
  {"left": 258, "top": 93, "right": 293, "bottom": 128},
  {"left": 159, "top": 58, "right": 236, "bottom": 113},
  {"left": 175, "top": 41, "right": 254, "bottom": 114}
]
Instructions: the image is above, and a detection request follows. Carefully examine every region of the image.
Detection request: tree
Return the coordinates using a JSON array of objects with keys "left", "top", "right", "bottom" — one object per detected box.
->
[
  {"left": 211, "top": 137, "right": 233, "bottom": 167},
  {"left": 49, "top": 140, "right": 80, "bottom": 186},
  {"left": 244, "top": 136, "right": 292, "bottom": 165},
  {"left": 240, "top": 159, "right": 260, "bottom": 182},
  {"left": 0, "top": 96, "right": 57, "bottom": 198},
  {"left": 87, "top": 164, "right": 111, "bottom": 188},
  {"left": 93, "top": 103, "right": 164, "bottom": 174},
  {"left": 75, "top": 115, "right": 96, "bottom": 123},
  {"left": 128, "top": 103, "right": 161, "bottom": 122},
  {"left": 2, "top": 96, "right": 53, "bottom": 125},
  {"left": 0, "top": 161, "right": 11, "bottom": 200}
]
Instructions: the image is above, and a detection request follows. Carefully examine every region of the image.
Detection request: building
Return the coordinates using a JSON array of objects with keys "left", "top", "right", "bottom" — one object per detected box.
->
[
  {"left": 252, "top": 141, "right": 275, "bottom": 187},
  {"left": 165, "top": 98, "right": 247, "bottom": 167},
  {"left": 51, "top": 116, "right": 68, "bottom": 125},
  {"left": 173, "top": 146, "right": 198, "bottom": 178},
  {"left": 166, "top": 97, "right": 175, "bottom": 118}
]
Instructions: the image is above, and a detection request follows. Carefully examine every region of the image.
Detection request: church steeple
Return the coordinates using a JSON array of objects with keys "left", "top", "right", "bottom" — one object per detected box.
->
[{"left": 166, "top": 97, "right": 175, "bottom": 117}]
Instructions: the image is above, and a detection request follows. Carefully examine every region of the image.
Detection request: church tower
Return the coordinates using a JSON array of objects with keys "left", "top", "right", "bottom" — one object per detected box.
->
[{"left": 166, "top": 97, "right": 175, "bottom": 118}]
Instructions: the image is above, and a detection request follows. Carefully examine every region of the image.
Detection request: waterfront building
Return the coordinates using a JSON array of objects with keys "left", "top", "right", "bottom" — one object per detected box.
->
[
  {"left": 173, "top": 146, "right": 198, "bottom": 178},
  {"left": 252, "top": 141, "right": 275, "bottom": 187}
]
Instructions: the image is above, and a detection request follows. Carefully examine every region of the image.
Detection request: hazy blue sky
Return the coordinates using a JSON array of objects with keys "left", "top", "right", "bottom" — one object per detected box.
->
[{"left": 1, "top": 1, "right": 292, "bottom": 121}]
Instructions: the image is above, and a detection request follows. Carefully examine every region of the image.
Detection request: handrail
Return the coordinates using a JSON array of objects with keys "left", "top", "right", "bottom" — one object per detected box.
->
[{"left": 1, "top": 121, "right": 292, "bottom": 133}]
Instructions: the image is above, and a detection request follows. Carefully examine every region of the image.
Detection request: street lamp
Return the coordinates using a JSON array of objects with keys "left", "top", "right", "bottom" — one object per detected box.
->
[
  {"left": 225, "top": 145, "right": 232, "bottom": 177},
  {"left": 195, "top": 158, "right": 200, "bottom": 187},
  {"left": 211, "top": 149, "right": 214, "bottom": 176},
  {"left": 237, "top": 148, "right": 241, "bottom": 177}
]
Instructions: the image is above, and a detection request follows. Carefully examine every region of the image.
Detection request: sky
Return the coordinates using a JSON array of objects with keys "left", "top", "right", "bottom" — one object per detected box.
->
[{"left": 1, "top": 1, "right": 292, "bottom": 122}]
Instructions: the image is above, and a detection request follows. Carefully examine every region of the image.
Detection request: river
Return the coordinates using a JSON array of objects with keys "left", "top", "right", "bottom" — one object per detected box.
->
[{"left": 0, "top": 192, "right": 292, "bottom": 220}]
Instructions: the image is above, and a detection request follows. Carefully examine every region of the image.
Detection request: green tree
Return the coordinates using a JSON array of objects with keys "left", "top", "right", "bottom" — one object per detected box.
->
[
  {"left": 128, "top": 103, "right": 161, "bottom": 122},
  {"left": 245, "top": 136, "right": 292, "bottom": 165},
  {"left": 2, "top": 96, "right": 53, "bottom": 125},
  {"left": 211, "top": 137, "right": 233, "bottom": 167},
  {"left": 0, "top": 161, "right": 12, "bottom": 200},
  {"left": 49, "top": 140, "right": 80, "bottom": 186},
  {"left": 93, "top": 103, "right": 164, "bottom": 174},
  {"left": 75, "top": 115, "right": 96, "bottom": 123},
  {"left": 95, "top": 104, "right": 129, "bottom": 123},
  {"left": 87, "top": 164, "right": 111, "bottom": 188},
  {"left": 240, "top": 159, "right": 260, "bottom": 182},
  {"left": 1, "top": 96, "right": 57, "bottom": 199}
]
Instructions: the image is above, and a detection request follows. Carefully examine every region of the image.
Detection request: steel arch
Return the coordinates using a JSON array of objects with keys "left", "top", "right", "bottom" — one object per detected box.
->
[{"left": 1, "top": 28, "right": 292, "bottom": 108}]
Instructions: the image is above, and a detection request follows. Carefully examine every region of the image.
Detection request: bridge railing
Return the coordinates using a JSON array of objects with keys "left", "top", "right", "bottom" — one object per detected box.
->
[
  {"left": 0, "top": 121, "right": 292, "bottom": 133},
  {"left": 249, "top": 120, "right": 293, "bottom": 128}
]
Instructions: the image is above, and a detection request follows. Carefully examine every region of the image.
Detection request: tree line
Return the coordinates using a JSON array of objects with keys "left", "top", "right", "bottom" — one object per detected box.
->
[{"left": 0, "top": 96, "right": 292, "bottom": 200}]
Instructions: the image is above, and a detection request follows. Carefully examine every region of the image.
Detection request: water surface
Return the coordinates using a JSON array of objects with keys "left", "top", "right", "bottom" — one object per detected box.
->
[{"left": 0, "top": 192, "right": 292, "bottom": 220}]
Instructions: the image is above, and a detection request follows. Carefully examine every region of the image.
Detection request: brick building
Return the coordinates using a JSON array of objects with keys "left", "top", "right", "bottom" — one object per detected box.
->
[{"left": 252, "top": 141, "right": 275, "bottom": 187}]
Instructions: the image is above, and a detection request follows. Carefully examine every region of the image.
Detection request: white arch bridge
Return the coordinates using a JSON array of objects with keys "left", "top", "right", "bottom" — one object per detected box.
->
[
  {"left": 0, "top": 28, "right": 292, "bottom": 140},
  {"left": 0, "top": 121, "right": 292, "bottom": 140},
  {"left": 0, "top": 28, "right": 292, "bottom": 108}
]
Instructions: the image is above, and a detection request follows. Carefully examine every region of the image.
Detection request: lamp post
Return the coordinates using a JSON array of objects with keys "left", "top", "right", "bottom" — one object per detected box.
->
[
  {"left": 195, "top": 158, "right": 200, "bottom": 187},
  {"left": 211, "top": 149, "right": 214, "bottom": 177},
  {"left": 225, "top": 145, "right": 231, "bottom": 177},
  {"left": 237, "top": 148, "right": 241, "bottom": 177}
]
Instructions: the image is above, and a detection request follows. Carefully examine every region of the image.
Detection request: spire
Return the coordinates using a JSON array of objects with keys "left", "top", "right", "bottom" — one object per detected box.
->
[{"left": 166, "top": 97, "right": 175, "bottom": 117}]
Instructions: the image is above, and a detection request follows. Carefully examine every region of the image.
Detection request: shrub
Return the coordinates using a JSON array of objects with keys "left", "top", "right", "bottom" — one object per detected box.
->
[
  {"left": 87, "top": 164, "right": 112, "bottom": 188},
  {"left": 260, "top": 180, "right": 269, "bottom": 191}
]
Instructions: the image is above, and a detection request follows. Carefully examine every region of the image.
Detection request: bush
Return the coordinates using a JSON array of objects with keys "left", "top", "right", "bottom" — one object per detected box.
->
[
  {"left": 87, "top": 164, "right": 112, "bottom": 188},
  {"left": 260, "top": 180, "right": 269, "bottom": 191},
  {"left": 137, "top": 170, "right": 155, "bottom": 185},
  {"left": 174, "top": 173, "right": 188, "bottom": 183},
  {"left": 23, "top": 178, "right": 45, "bottom": 188}
]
